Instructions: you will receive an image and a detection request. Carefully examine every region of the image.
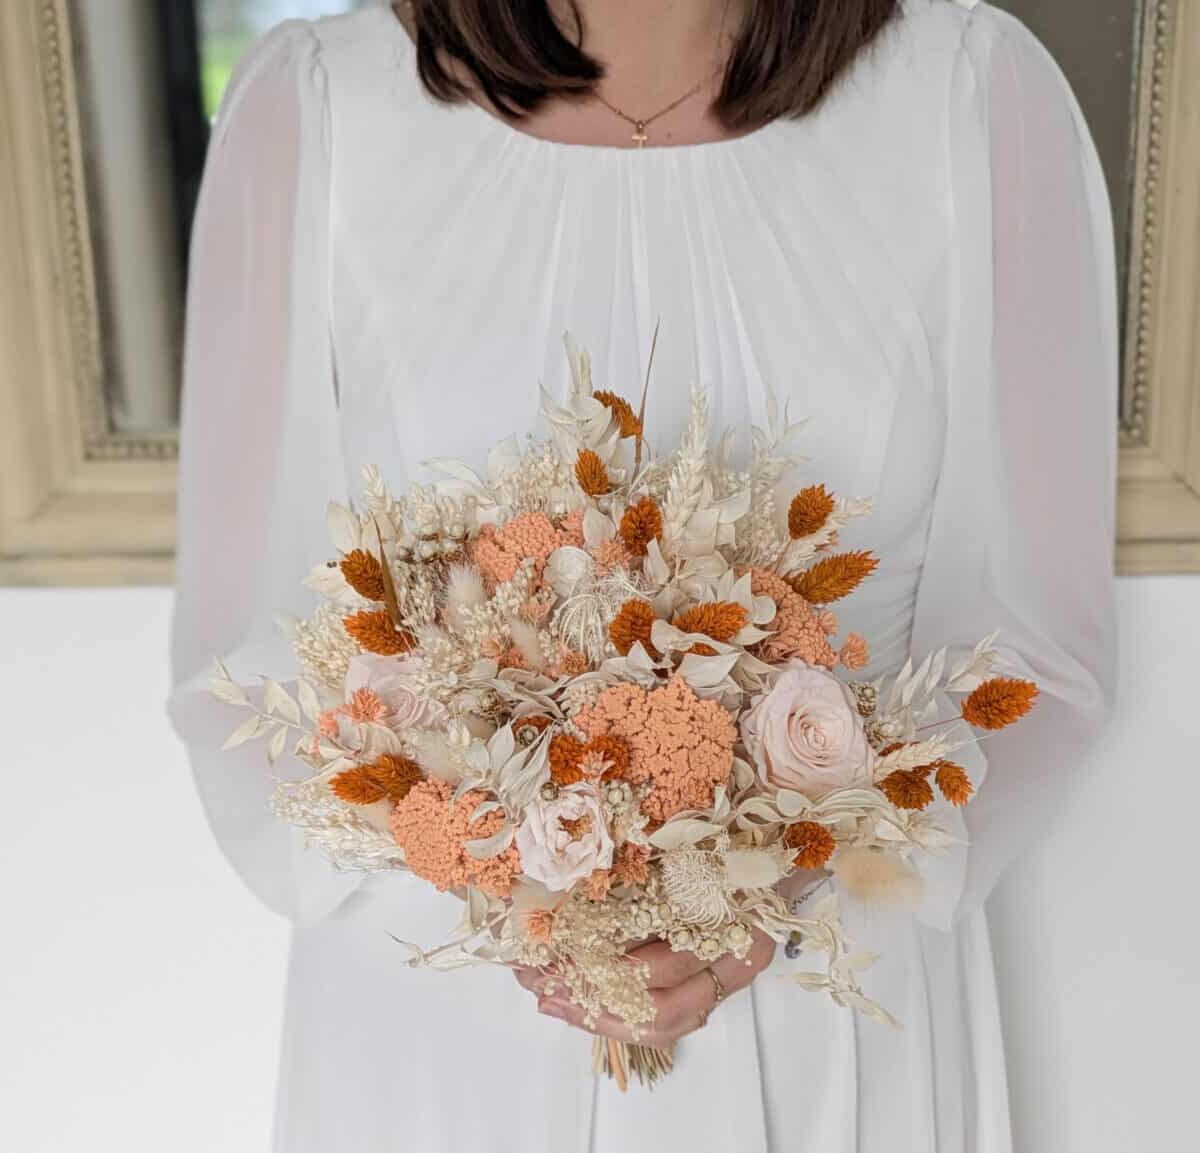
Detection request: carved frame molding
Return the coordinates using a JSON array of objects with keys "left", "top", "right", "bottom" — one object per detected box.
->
[
  {"left": 0, "top": 0, "right": 175, "bottom": 585},
  {"left": 0, "top": 0, "right": 1198, "bottom": 582},
  {"left": 1118, "top": 0, "right": 1200, "bottom": 572}
]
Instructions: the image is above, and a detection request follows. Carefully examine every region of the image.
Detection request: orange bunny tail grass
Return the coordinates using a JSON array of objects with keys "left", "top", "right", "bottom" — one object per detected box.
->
[
  {"left": 610, "top": 598, "right": 659, "bottom": 657},
  {"left": 880, "top": 769, "right": 935, "bottom": 810},
  {"left": 789, "top": 551, "right": 879, "bottom": 605},
  {"left": 594, "top": 389, "right": 643, "bottom": 438},
  {"left": 671, "top": 601, "right": 749, "bottom": 643},
  {"left": 331, "top": 754, "right": 423, "bottom": 805},
  {"left": 784, "top": 820, "right": 837, "bottom": 869},
  {"left": 619, "top": 497, "right": 663, "bottom": 557},
  {"left": 961, "top": 677, "right": 1039, "bottom": 730},
  {"left": 575, "top": 449, "right": 612, "bottom": 497},
  {"left": 342, "top": 609, "right": 416, "bottom": 656},
  {"left": 339, "top": 548, "right": 386, "bottom": 601},
  {"left": 330, "top": 766, "right": 388, "bottom": 805},
  {"left": 787, "top": 484, "right": 836, "bottom": 539},
  {"left": 934, "top": 760, "right": 974, "bottom": 806}
]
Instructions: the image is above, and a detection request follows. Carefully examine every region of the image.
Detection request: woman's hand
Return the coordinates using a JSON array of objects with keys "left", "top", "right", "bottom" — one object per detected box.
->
[{"left": 513, "top": 929, "right": 776, "bottom": 1047}]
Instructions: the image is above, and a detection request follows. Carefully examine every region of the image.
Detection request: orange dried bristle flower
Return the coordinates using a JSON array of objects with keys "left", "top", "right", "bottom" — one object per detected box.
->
[
  {"left": 688, "top": 643, "right": 719, "bottom": 657},
  {"left": 575, "top": 449, "right": 612, "bottom": 497},
  {"left": 961, "top": 677, "right": 1039, "bottom": 730},
  {"left": 787, "top": 485, "right": 837, "bottom": 539},
  {"left": 609, "top": 598, "right": 659, "bottom": 657},
  {"left": 342, "top": 609, "right": 416, "bottom": 656},
  {"left": 595, "top": 390, "right": 643, "bottom": 438},
  {"left": 671, "top": 601, "right": 749, "bottom": 643},
  {"left": 339, "top": 548, "right": 386, "bottom": 601},
  {"left": 549, "top": 733, "right": 587, "bottom": 786},
  {"left": 619, "top": 497, "right": 663, "bottom": 557},
  {"left": 880, "top": 769, "right": 935, "bottom": 810},
  {"left": 789, "top": 551, "right": 879, "bottom": 605},
  {"left": 784, "top": 821, "right": 837, "bottom": 869},
  {"left": 934, "top": 760, "right": 974, "bottom": 806},
  {"left": 331, "top": 753, "right": 423, "bottom": 805},
  {"left": 585, "top": 734, "right": 630, "bottom": 780}
]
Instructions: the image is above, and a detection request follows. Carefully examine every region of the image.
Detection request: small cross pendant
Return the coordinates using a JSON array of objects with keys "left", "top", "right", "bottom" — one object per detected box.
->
[{"left": 632, "top": 121, "right": 648, "bottom": 148}]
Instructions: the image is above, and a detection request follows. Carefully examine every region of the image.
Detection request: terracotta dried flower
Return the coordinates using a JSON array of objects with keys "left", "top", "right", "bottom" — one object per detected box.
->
[
  {"left": 880, "top": 769, "right": 935, "bottom": 810},
  {"left": 671, "top": 601, "right": 749, "bottom": 643},
  {"left": 784, "top": 820, "right": 837, "bottom": 869},
  {"left": 787, "top": 485, "right": 837, "bottom": 539},
  {"left": 575, "top": 449, "right": 612, "bottom": 497},
  {"left": 789, "top": 551, "right": 879, "bottom": 605},
  {"left": 934, "top": 760, "right": 973, "bottom": 806},
  {"left": 594, "top": 389, "right": 643, "bottom": 438},
  {"left": 609, "top": 598, "right": 659, "bottom": 657},
  {"left": 342, "top": 609, "right": 416, "bottom": 656},
  {"left": 331, "top": 753, "right": 423, "bottom": 805},
  {"left": 618, "top": 497, "right": 663, "bottom": 557},
  {"left": 549, "top": 733, "right": 587, "bottom": 786},
  {"left": 339, "top": 548, "right": 386, "bottom": 601},
  {"left": 961, "top": 677, "right": 1038, "bottom": 730}
]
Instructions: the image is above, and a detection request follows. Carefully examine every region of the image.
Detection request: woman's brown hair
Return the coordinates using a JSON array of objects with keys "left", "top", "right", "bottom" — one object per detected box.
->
[{"left": 397, "top": 1, "right": 900, "bottom": 129}]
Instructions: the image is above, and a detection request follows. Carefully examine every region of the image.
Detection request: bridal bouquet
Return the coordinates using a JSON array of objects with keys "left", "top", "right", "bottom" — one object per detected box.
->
[{"left": 211, "top": 337, "right": 1036, "bottom": 1087}]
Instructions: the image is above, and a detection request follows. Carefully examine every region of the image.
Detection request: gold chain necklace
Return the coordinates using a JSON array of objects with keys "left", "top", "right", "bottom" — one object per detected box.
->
[
  {"left": 594, "top": 80, "right": 711, "bottom": 148},
  {"left": 593, "top": 0, "right": 733, "bottom": 149}
]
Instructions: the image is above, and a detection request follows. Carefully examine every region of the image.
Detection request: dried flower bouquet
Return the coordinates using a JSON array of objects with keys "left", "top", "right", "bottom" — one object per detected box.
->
[{"left": 212, "top": 335, "right": 1036, "bottom": 1087}]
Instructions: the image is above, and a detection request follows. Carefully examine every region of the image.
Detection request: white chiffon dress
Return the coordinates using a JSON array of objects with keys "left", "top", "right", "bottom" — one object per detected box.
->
[{"left": 165, "top": 1, "right": 1118, "bottom": 1149}]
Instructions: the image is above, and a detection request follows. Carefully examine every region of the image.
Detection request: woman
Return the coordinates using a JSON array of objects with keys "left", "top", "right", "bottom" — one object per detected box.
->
[{"left": 167, "top": 0, "right": 1117, "bottom": 1149}]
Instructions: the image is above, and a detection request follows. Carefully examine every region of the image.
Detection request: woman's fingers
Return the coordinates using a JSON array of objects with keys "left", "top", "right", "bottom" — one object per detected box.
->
[
  {"left": 528, "top": 929, "right": 779, "bottom": 1045},
  {"left": 625, "top": 939, "right": 711, "bottom": 988}
]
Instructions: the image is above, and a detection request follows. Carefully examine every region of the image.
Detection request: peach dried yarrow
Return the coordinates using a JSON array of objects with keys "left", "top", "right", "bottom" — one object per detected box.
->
[
  {"left": 574, "top": 676, "right": 736, "bottom": 823},
  {"left": 746, "top": 566, "right": 838, "bottom": 668},
  {"left": 389, "top": 779, "right": 520, "bottom": 897}
]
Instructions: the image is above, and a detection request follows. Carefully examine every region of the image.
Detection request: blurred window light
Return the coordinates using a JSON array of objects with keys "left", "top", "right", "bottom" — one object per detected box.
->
[{"left": 197, "top": 0, "right": 377, "bottom": 120}]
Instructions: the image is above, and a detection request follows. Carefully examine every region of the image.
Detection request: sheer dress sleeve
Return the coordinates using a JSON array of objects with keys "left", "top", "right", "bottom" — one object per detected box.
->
[
  {"left": 166, "top": 22, "right": 367, "bottom": 925},
  {"left": 910, "top": 4, "right": 1119, "bottom": 928}
]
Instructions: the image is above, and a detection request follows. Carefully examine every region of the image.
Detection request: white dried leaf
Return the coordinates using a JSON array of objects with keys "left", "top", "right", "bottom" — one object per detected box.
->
[
  {"left": 267, "top": 723, "right": 289, "bottom": 765},
  {"left": 649, "top": 819, "right": 725, "bottom": 850},
  {"left": 326, "top": 501, "right": 361, "bottom": 553},
  {"left": 296, "top": 678, "right": 322, "bottom": 723},
  {"left": 262, "top": 678, "right": 301, "bottom": 726},
  {"left": 222, "top": 712, "right": 265, "bottom": 750},
  {"left": 209, "top": 664, "right": 249, "bottom": 706}
]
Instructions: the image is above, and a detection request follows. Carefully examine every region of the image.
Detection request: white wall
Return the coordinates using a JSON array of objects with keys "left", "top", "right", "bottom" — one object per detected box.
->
[{"left": 1, "top": 578, "right": 1195, "bottom": 1152}]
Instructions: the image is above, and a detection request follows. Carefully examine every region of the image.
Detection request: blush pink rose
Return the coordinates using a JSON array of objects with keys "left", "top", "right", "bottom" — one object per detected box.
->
[
  {"left": 516, "top": 784, "right": 614, "bottom": 892},
  {"left": 740, "top": 661, "right": 874, "bottom": 798},
  {"left": 343, "top": 653, "right": 446, "bottom": 732}
]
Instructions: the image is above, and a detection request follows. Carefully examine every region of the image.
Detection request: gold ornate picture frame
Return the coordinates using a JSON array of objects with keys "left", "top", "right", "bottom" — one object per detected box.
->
[
  {"left": 1117, "top": 0, "right": 1200, "bottom": 572},
  {"left": 0, "top": 0, "right": 175, "bottom": 585},
  {"left": 0, "top": 0, "right": 1197, "bottom": 583}
]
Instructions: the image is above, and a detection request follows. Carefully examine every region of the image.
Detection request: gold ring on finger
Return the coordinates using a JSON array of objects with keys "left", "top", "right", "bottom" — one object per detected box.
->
[{"left": 705, "top": 967, "right": 726, "bottom": 1005}]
